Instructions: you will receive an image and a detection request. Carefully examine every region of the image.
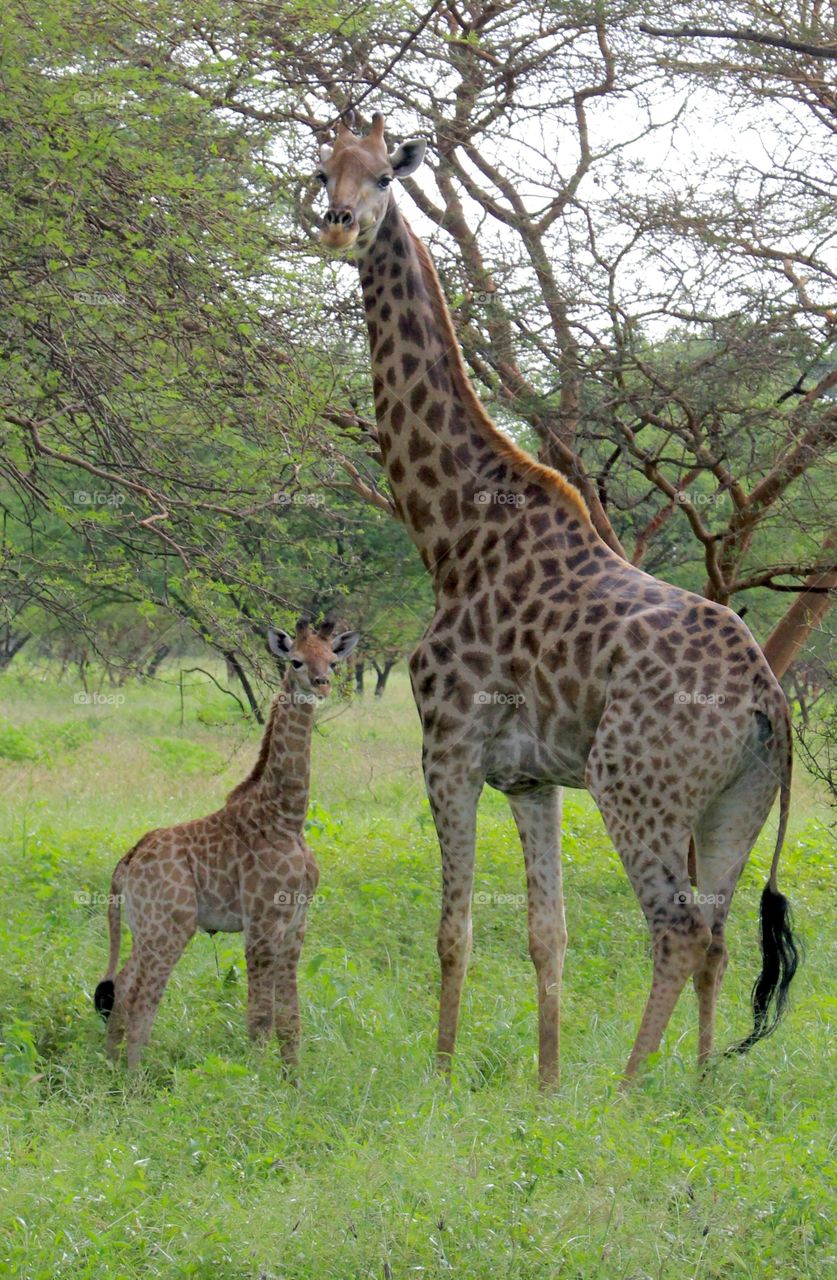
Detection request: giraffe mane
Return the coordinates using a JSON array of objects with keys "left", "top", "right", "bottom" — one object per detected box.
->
[
  {"left": 225, "top": 692, "right": 282, "bottom": 802},
  {"left": 405, "top": 222, "right": 592, "bottom": 522}
]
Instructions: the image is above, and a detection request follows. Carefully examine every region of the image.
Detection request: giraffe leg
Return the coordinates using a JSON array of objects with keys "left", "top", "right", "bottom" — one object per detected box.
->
[
  {"left": 245, "top": 927, "right": 281, "bottom": 1045},
  {"left": 424, "top": 755, "right": 482, "bottom": 1074},
  {"left": 509, "top": 788, "right": 566, "bottom": 1088},
  {"left": 589, "top": 788, "right": 710, "bottom": 1080},
  {"left": 273, "top": 922, "right": 306, "bottom": 1067},
  {"left": 106, "top": 947, "right": 143, "bottom": 1061},
  {"left": 123, "top": 927, "right": 194, "bottom": 1071},
  {"left": 693, "top": 929, "right": 729, "bottom": 1068},
  {"left": 273, "top": 852, "right": 318, "bottom": 1067},
  {"left": 691, "top": 764, "right": 777, "bottom": 1067},
  {"left": 622, "top": 902, "right": 711, "bottom": 1081}
]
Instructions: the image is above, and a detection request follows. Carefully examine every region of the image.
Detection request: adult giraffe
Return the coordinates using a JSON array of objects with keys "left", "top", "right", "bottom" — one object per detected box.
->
[{"left": 316, "top": 114, "right": 798, "bottom": 1085}]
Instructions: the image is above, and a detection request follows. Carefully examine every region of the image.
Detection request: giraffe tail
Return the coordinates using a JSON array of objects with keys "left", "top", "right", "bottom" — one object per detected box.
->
[
  {"left": 94, "top": 863, "right": 124, "bottom": 1019},
  {"left": 727, "top": 701, "right": 800, "bottom": 1055}
]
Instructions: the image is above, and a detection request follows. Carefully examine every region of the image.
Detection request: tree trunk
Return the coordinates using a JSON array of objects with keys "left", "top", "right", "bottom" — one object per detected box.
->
[
  {"left": 224, "top": 650, "right": 264, "bottom": 724},
  {"left": 373, "top": 658, "right": 396, "bottom": 698},
  {"left": 0, "top": 629, "right": 29, "bottom": 670},
  {"left": 761, "top": 531, "right": 837, "bottom": 679},
  {"left": 166, "top": 588, "right": 264, "bottom": 723},
  {"left": 355, "top": 658, "right": 365, "bottom": 696},
  {"left": 143, "top": 643, "right": 170, "bottom": 680},
  {"left": 788, "top": 672, "right": 810, "bottom": 729}
]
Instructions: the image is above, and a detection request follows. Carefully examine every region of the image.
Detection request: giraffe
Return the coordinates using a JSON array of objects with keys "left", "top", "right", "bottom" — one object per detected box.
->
[
  {"left": 93, "top": 619, "right": 359, "bottom": 1069},
  {"left": 315, "top": 114, "right": 799, "bottom": 1086}
]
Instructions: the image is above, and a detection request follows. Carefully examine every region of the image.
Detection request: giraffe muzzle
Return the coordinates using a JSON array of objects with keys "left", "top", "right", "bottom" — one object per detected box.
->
[{"left": 321, "top": 206, "right": 359, "bottom": 250}]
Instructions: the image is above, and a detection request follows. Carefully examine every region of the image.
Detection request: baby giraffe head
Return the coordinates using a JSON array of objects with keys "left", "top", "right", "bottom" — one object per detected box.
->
[
  {"left": 317, "top": 112, "right": 426, "bottom": 253},
  {"left": 268, "top": 618, "right": 359, "bottom": 699}
]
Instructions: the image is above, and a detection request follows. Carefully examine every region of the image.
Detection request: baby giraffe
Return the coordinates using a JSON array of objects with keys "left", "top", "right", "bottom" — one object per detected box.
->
[{"left": 94, "top": 619, "right": 358, "bottom": 1069}]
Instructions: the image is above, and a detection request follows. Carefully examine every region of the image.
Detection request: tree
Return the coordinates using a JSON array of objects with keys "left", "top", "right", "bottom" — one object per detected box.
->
[
  {"left": 2, "top": 1, "right": 834, "bottom": 690},
  {"left": 258, "top": 0, "right": 833, "bottom": 662},
  {"left": 0, "top": 0, "right": 397, "bottom": 700}
]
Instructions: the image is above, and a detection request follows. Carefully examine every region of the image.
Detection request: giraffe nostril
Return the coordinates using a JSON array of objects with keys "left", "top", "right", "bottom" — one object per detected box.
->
[{"left": 325, "top": 207, "right": 355, "bottom": 230}]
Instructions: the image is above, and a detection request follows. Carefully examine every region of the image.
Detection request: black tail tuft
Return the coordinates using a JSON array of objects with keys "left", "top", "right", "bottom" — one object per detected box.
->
[
  {"left": 94, "top": 979, "right": 115, "bottom": 1019},
  {"left": 727, "top": 883, "right": 800, "bottom": 1056}
]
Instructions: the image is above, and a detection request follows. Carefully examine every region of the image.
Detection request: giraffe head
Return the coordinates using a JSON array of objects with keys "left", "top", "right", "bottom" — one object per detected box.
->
[
  {"left": 317, "top": 113, "right": 426, "bottom": 252},
  {"left": 268, "top": 618, "right": 359, "bottom": 698}
]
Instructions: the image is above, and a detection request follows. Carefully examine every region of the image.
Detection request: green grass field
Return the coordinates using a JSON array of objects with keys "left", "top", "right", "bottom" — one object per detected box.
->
[{"left": 0, "top": 664, "right": 834, "bottom": 1278}]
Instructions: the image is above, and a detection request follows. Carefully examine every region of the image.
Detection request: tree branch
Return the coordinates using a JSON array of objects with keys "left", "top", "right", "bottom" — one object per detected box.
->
[{"left": 639, "top": 21, "right": 837, "bottom": 62}]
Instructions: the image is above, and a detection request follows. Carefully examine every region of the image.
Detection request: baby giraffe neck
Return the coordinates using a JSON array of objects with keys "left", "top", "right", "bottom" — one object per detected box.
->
[{"left": 257, "top": 673, "right": 316, "bottom": 831}]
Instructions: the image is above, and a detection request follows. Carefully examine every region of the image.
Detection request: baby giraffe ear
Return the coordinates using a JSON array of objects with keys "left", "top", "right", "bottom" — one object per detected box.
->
[
  {"left": 331, "top": 631, "right": 360, "bottom": 662},
  {"left": 267, "top": 627, "right": 294, "bottom": 659},
  {"left": 389, "top": 139, "right": 426, "bottom": 179}
]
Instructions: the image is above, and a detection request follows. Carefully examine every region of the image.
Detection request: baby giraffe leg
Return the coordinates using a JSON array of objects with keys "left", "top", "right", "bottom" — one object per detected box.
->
[
  {"left": 106, "top": 949, "right": 143, "bottom": 1061},
  {"left": 124, "top": 925, "right": 194, "bottom": 1070},
  {"left": 273, "top": 909, "right": 310, "bottom": 1066},
  {"left": 245, "top": 927, "right": 280, "bottom": 1044}
]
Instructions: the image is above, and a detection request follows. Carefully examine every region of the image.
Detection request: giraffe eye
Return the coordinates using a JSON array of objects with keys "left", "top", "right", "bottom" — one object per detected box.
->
[
  {"left": 291, "top": 659, "right": 304, "bottom": 669},
  {"left": 316, "top": 171, "right": 328, "bottom": 186},
  {"left": 377, "top": 175, "right": 392, "bottom": 189}
]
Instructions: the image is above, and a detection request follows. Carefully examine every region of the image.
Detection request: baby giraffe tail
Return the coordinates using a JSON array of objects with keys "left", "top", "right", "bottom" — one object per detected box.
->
[
  {"left": 728, "top": 704, "right": 800, "bottom": 1055},
  {"left": 94, "top": 863, "right": 124, "bottom": 1019}
]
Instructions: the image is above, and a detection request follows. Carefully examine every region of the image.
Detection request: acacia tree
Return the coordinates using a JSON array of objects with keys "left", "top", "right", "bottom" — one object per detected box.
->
[
  {"left": 0, "top": 0, "right": 396, "bottom": 699},
  {"left": 267, "top": 0, "right": 834, "bottom": 663},
  {"left": 3, "top": 1, "right": 834, "bottom": 691}
]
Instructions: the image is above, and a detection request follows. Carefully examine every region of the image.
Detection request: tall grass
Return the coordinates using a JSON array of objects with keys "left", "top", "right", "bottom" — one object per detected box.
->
[{"left": 0, "top": 663, "right": 833, "bottom": 1278}]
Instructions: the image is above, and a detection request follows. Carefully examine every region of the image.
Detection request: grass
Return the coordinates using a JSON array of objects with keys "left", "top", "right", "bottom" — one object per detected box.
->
[{"left": 0, "top": 661, "right": 834, "bottom": 1278}]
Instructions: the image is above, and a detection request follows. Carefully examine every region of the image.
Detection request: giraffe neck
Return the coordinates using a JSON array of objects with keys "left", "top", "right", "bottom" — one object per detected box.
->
[
  {"left": 356, "top": 199, "right": 593, "bottom": 589},
  {"left": 254, "top": 673, "right": 316, "bottom": 831}
]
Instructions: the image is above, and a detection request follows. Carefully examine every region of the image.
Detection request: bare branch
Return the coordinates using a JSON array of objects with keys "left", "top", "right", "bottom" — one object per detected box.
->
[{"left": 639, "top": 21, "right": 837, "bottom": 62}]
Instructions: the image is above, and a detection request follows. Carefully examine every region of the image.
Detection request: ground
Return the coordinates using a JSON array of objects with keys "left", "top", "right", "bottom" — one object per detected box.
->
[{"left": 0, "top": 664, "right": 834, "bottom": 1279}]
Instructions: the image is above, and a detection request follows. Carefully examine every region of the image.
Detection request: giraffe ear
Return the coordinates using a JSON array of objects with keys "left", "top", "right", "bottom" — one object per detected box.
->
[
  {"left": 268, "top": 628, "right": 294, "bottom": 659},
  {"left": 331, "top": 631, "right": 360, "bottom": 662},
  {"left": 319, "top": 144, "right": 333, "bottom": 165},
  {"left": 389, "top": 139, "right": 425, "bottom": 179}
]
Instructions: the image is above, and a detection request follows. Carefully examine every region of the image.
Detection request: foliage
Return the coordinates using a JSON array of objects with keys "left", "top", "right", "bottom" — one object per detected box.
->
[{"left": 0, "top": 0, "right": 415, "bottom": 682}]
